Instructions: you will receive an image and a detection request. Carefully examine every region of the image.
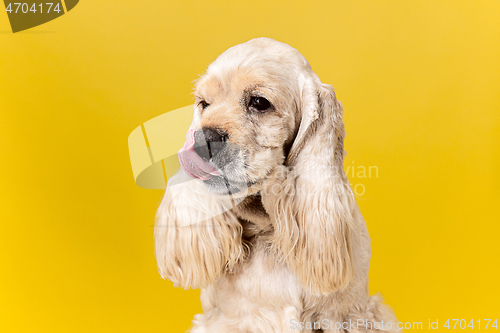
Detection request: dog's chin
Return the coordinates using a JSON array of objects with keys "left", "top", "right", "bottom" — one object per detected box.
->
[{"left": 202, "top": 175, "right": 259, "bottom": 196}]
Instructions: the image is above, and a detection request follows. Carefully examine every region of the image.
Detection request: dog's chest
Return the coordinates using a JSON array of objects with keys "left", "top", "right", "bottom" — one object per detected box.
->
[
  {"left": 213, "top": 241, "right": 303, "bottom": 324},
  {"left": 206, "top": 195, "right": 304, "bottom": 322}
]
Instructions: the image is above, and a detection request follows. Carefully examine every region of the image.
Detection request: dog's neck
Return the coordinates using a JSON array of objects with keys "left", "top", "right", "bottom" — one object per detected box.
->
[{"left": 232, "top": 193, "right": 273, "bottom": 243}]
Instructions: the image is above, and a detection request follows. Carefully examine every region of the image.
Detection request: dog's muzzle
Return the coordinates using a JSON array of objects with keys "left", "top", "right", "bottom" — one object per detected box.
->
[
  {"left": 193, "top": 128, "right": 227, "bottom": 162},
  {"left": 178, "top": 128, "right": 239, "bottom": 182}
]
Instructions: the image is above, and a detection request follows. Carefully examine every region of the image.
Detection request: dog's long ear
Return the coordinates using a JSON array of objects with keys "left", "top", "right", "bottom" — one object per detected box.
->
[
  {"left": 265, "top": 82, "right": 355, "bottom": 295},
  {"left": 155, "top": 171, "right": 244, "bottom": 289}
]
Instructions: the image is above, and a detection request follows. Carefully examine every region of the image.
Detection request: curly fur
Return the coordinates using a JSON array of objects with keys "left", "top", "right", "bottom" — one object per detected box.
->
[{"left": 155, "top": 38, "right": 399, "bottom": 333}]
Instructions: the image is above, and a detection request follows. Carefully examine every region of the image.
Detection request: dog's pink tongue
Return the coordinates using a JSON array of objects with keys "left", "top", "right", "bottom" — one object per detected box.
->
[{"left": 179, "top": 129, "right": 220, "bottom": 180}]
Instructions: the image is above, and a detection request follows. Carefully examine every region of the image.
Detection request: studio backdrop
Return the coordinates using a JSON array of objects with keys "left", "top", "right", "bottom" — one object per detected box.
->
[{"left": 1, "top": 1, "right": 499, "bottom": 332}]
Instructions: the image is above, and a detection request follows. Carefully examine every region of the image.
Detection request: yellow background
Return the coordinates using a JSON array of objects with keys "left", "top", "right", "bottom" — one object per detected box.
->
[{"left": 1, "top": 1, "right": 499, "bottom": 332}]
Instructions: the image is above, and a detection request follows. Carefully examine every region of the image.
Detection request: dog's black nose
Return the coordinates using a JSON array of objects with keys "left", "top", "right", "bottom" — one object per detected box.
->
[{"left": 193, "top": 128, "right": 227, "bottom": 161}]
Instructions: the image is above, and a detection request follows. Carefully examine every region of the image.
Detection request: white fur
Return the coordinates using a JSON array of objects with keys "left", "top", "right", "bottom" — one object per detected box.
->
[{"left": 155, "top": 38, "right": 399, "bottom": 333}]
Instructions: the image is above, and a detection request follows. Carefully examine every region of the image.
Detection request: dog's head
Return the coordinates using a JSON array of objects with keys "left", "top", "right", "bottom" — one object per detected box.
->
[
  {"left": 179, "top": 37, "right": 326, "bottom": 195},
  {"left": 160, "top": 38, "right": 355, "bottom": 293}
]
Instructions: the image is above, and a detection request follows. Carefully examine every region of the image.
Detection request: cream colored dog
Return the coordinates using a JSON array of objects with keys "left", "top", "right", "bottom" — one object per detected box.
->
[{"left": 155, "top": 38, "right": 399, "bottom": 333}]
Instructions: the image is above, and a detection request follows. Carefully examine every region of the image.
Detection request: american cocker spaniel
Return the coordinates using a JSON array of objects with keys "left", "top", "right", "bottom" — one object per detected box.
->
[{"left": 155, "top": 38, "right": 399, "bottom": 333}]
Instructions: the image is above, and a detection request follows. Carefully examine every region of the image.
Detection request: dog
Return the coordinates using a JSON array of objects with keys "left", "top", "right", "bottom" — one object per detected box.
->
[{"left": 155, "top": 38, "right": 399, "bottom": 333}]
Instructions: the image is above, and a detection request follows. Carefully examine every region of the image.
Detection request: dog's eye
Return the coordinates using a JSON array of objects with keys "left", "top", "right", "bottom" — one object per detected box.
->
[
  {"left": 200, "top": 101, "right": 209, "bottom": 109},
  {"left": 248, "top": 96, "right": 271, "bottom": 112}
]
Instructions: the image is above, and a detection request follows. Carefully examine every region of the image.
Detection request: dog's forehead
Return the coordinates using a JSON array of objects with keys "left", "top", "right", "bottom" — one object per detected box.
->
[
  {"left": 196, "top": 39, "right": 312, "bottom": 97},
  {"left": 212, "top": 38, "right": 309, "bottom": 72},
  {"left": 196, "top": 69, "right": 268, "bottom": 100}
]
